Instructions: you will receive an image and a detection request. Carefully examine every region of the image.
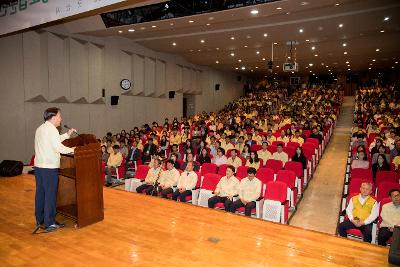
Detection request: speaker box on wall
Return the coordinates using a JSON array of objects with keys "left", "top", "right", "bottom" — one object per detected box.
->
[
  {"left": 168, "top": 91, "right": 175, "bottom": 99},
  {"left": 111, "top": 95, "right": 119, "bottom": 106},
  {"left": 102, "top": 89, "right": 105, "bottom": 98},
  {"left": 215, "top": 84, "right": 220, "bottom": 91}
]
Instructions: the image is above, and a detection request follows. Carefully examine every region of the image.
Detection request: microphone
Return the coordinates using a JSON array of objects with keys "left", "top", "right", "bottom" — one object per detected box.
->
[{"left": 64, "top": 125, "right": 79, "bottom": 136}]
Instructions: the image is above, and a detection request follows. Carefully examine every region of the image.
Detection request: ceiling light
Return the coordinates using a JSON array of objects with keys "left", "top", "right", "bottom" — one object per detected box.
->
[
  {"left": 197, "top": 49, "right": 201, "bottom": 52},
  {"left": 384, "top": 17, "right": 390, "bottom": 21},
  {"left": 314, "top": 54, "right": 318, "bottom": 57},
  {"left": 392, "top": 66, "right": 395, "bottom": 69},
  {"left": 348, "top": 68, "right": 351, "bottom": 71},
  {"left": 262, "top": 58, "right": 266, "bottom": 61},
  {"left": 380, "top": 30, "right": 385, "bottom": 33},
  {"left": 264, "top": 33, "right": 268, "bottom": 37},
  {"left": 369, "top": 63, "right": 373, "bottom": 65},
  {"left": 206, "top": 23, "right": 211, "bottom": 26},
  {"left": 189, "top": 20, "right": 194, "bottom": 23},
  {"left": 230, "top": 36, "right": 235, "bottom": 40},
  {"left": 347, "top": 64, "right": 351, "bottom": 67},
  {"left": 368, "top": 67, "right": 372, "bottom": 70},
  {"left": 170, "top": 23, "right": 174, "bottom": 26},
  {"left": 235, "top": 67, "right": 239, "bottom": 70},
  {"left": 273, "top": 42, "right": 278, "bottom": 45},
  {"left": 309, "top": 70, "right": 312, "bottom": 73},
  {"left": 345, "top": 61, "right": 349, "bottom": 64},
  {"left": 335, "top": 3, "right": 340, "bottom": 6},
  {"left": 238, "top": 59, "right": 242, "bottom": 62},
  {"left": 250, "top": 9, "right": 259, "bottom": 15},
  {"left": 306, "top": 39, "right": 310, "bottom": 42},
  {"left": 230, "top": 53, "right": 235, "bottom": 57},
  {"left": 215, "top": 61, "right": 219, "bottom": 64},
  {"left": 311, "top": 46, "right": 316, "bottom": 50},
  {"left": 309, "top": 63, "right": 313, "bottom": 66},
  {"left": 338, "top": 23, "right": 343, "bottom": 28},
  {"left": 128, "top": 29, "right": 135, "bottom": 32},
  {"left": 256, "top": 51, "right": 260, "bottom": 55},
  {"left": 299, "top": 29, "right": 304, "bottom": 33},
  {"left": 321, "top": 62, "right": 325, "bottom": 65},
  {"left": 244, "top": 45, "right": 248, "bottom": 48},
  {"left": 118, "top": 30, "right": 123, "bottom": 33},
  {"left": 301, "top": 2, "right": 309, "bottom": 6},
  {"left": 276, "top": 65, "right": 280, "bottom": 68},
  {"left": 208, "top": 17, "right": 214, "bottom": 20},
  {"left": 216, "top": 47, "right": 220, "bottom": 50},
  {"left": 246, "top": 35, "right": 251, "bottom": 39},
  {"left": 151, "top": 25, "right": 157, "bottom": 28},
  {"left": 200, "top": 39, "right": 205, "bottom": 43},
  {"left": 276, "top": 7, "right": 282, "bottom": 10},
  {"left": 140, "top": 27, "right": 146, "bottom": 30},
  {"left": 372, "top": 59, "right": 376, "bottom": 62},
  {"left": 172, "top": 42, "right": 176, "bottom": 46},
  {"left": 342, "top": 43, "right": 347, "bottom": 47},
  {"left": 376, "top": 48, "right": 380, "bottom": 52},
  {"left": 291, "top": 71, "right": 295, "bottom": 74},
  {"left": 395, "top": 62, "right": 398, "bottom": 64},
  {"left": 241, "top": 66, "right": 246, "bottom": 70},
  {"left": 189, "top": 49, "right": 194, "bottom": 52},
  {"left": 255, "top": 66, "right": 259, "bottom": 69},
  {"left": 344, "top": 51, "right": 348, "bottom": 55}
]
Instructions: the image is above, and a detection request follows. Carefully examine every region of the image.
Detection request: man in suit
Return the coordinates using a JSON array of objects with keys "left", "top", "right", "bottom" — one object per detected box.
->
[
  {"left": 125, "top": 140, "right": 140, "bottom": 177},
  {"left": 245, "top": 133, "right": 256, "bottom": 146},
  {"left": 142, "top": 138, "right": 157, "bottom": 163}
]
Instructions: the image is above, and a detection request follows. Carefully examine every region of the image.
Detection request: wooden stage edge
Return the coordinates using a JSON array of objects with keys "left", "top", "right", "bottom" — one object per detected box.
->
[{"left": 0, "top": 175, "right": 392, "bottom": 267}]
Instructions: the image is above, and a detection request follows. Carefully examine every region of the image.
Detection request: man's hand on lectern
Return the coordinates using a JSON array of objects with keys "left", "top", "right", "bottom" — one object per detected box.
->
[{"left": 68, "top": 128, "right": 77, "bottom": 136}]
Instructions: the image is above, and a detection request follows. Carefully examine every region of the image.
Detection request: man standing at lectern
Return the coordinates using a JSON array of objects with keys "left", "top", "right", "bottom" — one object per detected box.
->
[{"left": 34, "top": 107, "right": 76, "bottom": 232}]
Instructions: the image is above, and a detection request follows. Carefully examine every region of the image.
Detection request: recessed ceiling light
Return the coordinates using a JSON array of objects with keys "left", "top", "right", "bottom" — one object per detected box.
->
[
  {"left": 273, "top": 42, "right": 278, "bottom": 45},
  {"left": 230, "top": 53, "right": 235, "bottom": 57},
  {"left": 368, "top": 67, "right": 372, "bottom": 70},
  {"left": 369, "top": 63, "right": 373, "bottom": 65},
  {"left": 128, "top": 29, "right": 135, "bottom": 32},
  {"left": 309, "top": 70, "right": 312, "bottom": 73},
  {"left": 345, "top": 61, "right": 349, "bottom": 64},
  {"left": 264, "top": 33, "right": 268, "bottom": 37},
  {"left": 344, "top": 51, "right": 348, "bottom": 55},
  {"left": 347, "top": 64, "right": 351, "bottom": 67},
  {"left": 384, "top": 17, "right": 390, "bottom": 21},
  {"left": 256, "top": 51, "right": 260, "bottom": 55},
  {"left": 118, "top": 30, "right": 123, "bottom": 33},
  {"left": 299, "top": 28, "right": 304, "bottom": 33},
  {"left": 276, "top": 65, "right": 280, "bottom": 68},
  {"left": 238, "top": 59, "right": 242, "bottom": 62},
  {"left": 189, "top": 20, "right": 194, "bottom": 23},
  {"left": 172, "top": 42, "right": 177, "bottom": 46},
  {"left": 376, "top": 48, "right": 380, "bottom": 52},
  {"left": 342, "top": 43, "right": 347, "bottom": 47},
  {"left": 392, "top": 66, "right": 395, "bottom": 69},
  {"left": 216, "top": 47, "right": 220, "bottom": 50},
  {"left": 301, "top": 2, "right": 309, "bottom": 6},
  {"left": 241, "top": 66, "right": 246, "bottom": 70},
  {"left": 215, "top": 61, "right": 219, "bottom": 64},
  {"left": 198, "top": 49, "right": 201, "bottom": 52},
  {"left": 208, "top": 17, "right": 214, "bottom": 21},
  {"left": 170, "top": 23, "right": 174, "bottom": 26},
  {"left": 276, "top": 7, "right": 282, "bottom": 10},
  {"left": 200, "top": 39, "right": 205, "bottom": 43},
  {"left": 230, "top": 36, "right": 235, "bottom": 40},
  {"left": 348, "top": 68, "right": 351, "bottom": 71},
  {"left": 140, "top": 27, "right": 146, "bottom": 30},
  {"left": 335, "top": 3, "right": 340, "bottom": 6},
  {"left": 206, "top": 23, "right": 211, "bottom": 26},
  {"left": 309, "top": 63, "right": 313, "bottom": 66},
  {"left": 306, "top": 39, "right": 310, "bottom": 42},
  {"left": 395, "top": 62, "right": 399, "bottom": 64},
  {"left": 250, "top": 9, "right": 259, "bottom": 15},
  {"left": 189, "top": 49, "right": 194, "bottom": 52},
  {"left": 246, "top": 35, "right": 251, "bottom": 39},
  {"left": 255, "top": 66, "right": 259, "bottom": 69},
  {"left": 311, "top": 46, "right": 316, "bottom": 50},
  {"left": 151, "top": 25, "right": 157, "bottom": 28},
  {"left": 244, "top": 45, "right": 248, "bottom": 48},
  {"left": 235, "top": 67, "right": 239, "bottom": 70},
  {"left": 338, "top": 23, "right": 343, "bottom": 28},
  {"left": 291, "top": 71, "right": 295, "bottom": 74},
  {"left": 380, "top": 30, "right": 385, "bottom": 33},
  {"left": 262, "top": 58, "right": 266, "bottom": 61},
  {"left": 372, "top": 59, "right": 376, "bottom": 61}
]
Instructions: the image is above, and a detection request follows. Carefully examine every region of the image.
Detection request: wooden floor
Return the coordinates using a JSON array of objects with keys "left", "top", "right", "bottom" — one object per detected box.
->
[{"left": 0, "top": 175, "right": 391, "bottom": 267}]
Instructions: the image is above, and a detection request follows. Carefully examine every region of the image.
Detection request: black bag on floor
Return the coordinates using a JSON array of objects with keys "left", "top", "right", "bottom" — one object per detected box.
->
[{"left": 0, "top": 160, "right": 23, "bottom": 177}]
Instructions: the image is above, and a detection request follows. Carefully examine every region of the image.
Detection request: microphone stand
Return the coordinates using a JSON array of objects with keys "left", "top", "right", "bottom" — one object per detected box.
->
[{"left": 150, "top": 167, "right": 163, "bottom": 196}]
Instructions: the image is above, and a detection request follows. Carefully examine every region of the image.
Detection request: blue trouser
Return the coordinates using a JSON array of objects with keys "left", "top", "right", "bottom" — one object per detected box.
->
[{"left": 35, "top": 168, "right": 59, "bottom": 227}]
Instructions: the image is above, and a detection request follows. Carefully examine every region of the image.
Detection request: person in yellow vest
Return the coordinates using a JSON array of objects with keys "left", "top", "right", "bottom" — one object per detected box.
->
[
  {"left": 227, "top": 149, "right": 242, "bottom": 170},
  {"left": 291, "top": 130, "right": 304, "bottom": 145},
  {"left": 169, "top": 128, "right": 182, "bottom": 146},
  {"left": 338, "top": 182, "right": 379, "bottom": 243},
  {"left": 258, "top": 141, "right": 272, "bottom": 164}
]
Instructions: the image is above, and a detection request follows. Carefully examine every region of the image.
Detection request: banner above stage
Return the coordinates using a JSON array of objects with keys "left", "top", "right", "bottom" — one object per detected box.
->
[{"left": 0, "top": 0, "right": 127, "bottom": 36}]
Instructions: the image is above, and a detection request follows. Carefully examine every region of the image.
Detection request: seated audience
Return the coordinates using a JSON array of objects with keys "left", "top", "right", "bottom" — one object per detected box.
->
[
  {"left": 158, "top": 160, "right": 180, "bottom": 198},
  {"left": 309, "top": 127, "right": 323, "bottom": 144},
  {"left": 208, "top": 165, "right": 240, "bottom": 211},
  {"left": 173, "top": 162, "right": 198, "bottom": 202},
  {"left": 142, "top": 138, "right": 157, "bottom": 163},
  {"left": 351, "top": 150, "right": 370, "bottom": 169},
  {"left": 291, "top": 130, "right": 304, "bottom": 145},
  {"left": 378, "top": 189, "right": 400, "bottom": 246},
  {"left": 227, "top": 149, "right": 242, "bottom": 170},
  {"left": 136, "top": 157, "right": 162, "bottom": 195},
  {"left": 101, "top": 145, "right": 109, "bottom": 163},
  {"left": 246, "top": 151, "right": 261, "bottom": 170},
  {"left": 372, "top": 153, "right": 391, "bottom": 180},
  {"left": 371, "top": 145, "right": 390, "bottom": 165},
  {"left": 104, "top": 145, "right": 123, "bottom": 187},
  {"left": 292, "top": 146, "right": 307, "bottom": 170},
  {"left": 198, "top": 148, "right": 212, "bottom": 165},
  {"left": 241, "top": 144, "right": 251, "bottom": 160},
  {"left": 273, "top": 144, "right": 289, "bottom": 165},
  {"left": 257, "top": 141, "right": 272, "bottom": 164},
  {"left": 230, "top": 167, "right": 262, "bottom": 216},
  {"left": 213, "top": 148, "right": 228, "bottom": 167},
  {"left": 181, "top": 152, "right": 200, "bottom": 172},
  {"left": 338, "top": 182, "right": 378, "bottom": 243}
]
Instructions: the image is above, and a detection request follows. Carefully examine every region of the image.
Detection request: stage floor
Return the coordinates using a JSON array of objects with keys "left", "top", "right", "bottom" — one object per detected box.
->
[{"left": 0, "top": 175, "right": 390, "bottom": 267}]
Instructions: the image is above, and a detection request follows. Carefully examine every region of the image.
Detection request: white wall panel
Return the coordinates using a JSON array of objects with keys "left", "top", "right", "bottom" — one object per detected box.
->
[
  {"left": 88, "top": 43, "right": 104, "bottom": 102},
  {"left": 144, "top": 57, "right": 155, "bottom": 96},
  {"left": 22, "top": 31, "right": 41, "bottom": 101},
  {"left": 176, "top": 64, "right": 183, "bottom": 92},
  {"left": 132, "top": 54, "right": 144, "bottom": 95},
  {"left": 182, "top": 66, "right": 191, "bottom": 93},
  {"left": 155, "top": 60, "right": 166, "bottom": 97},
  {"left": 69, "top": 38, "right": 89, "bottom": 101}
]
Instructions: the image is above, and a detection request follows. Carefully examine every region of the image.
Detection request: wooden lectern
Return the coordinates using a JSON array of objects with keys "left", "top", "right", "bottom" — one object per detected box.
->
[{"left": 58, "top": 134, "right": 104, "bottom": 228}]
